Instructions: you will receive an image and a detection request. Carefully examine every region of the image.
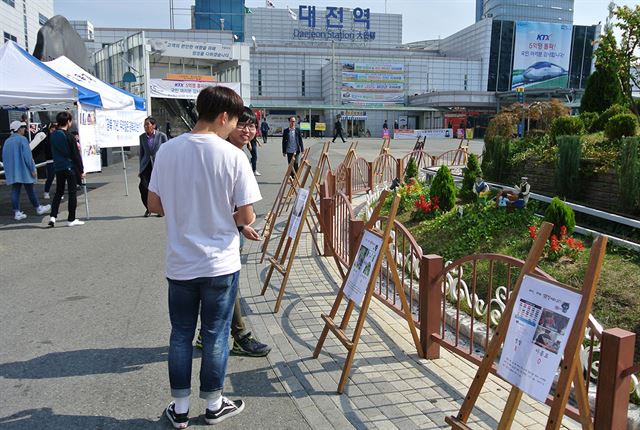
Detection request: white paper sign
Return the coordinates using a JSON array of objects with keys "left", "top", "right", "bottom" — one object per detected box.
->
[
  {"left": 287, "top": 188, "right": 309, "bottom": 239},
  {"left": 77, "top": 105, "right": 102, "bottom": 173},
  {"left": 343, "top": 230, "right": 383, "bottom": 306},
  {"left": 497, "top": 275, "right": 581, "bottom": 402},
  {"left": 94, "top": 109, "right": 146, "bottom": 148}
]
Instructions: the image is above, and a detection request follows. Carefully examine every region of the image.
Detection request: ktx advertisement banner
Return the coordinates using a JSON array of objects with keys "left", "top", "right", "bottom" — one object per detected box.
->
[
  {"left": 511, "top": 21, "right": 572, "bottom": 90},
  {"left": 341, "top": 62, "right": 405, "bottom": 106}
]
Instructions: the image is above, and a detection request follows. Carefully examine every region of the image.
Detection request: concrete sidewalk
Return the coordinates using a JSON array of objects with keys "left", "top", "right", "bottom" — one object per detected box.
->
[{"left": 0, "top": 137, "right": 581, "bottom": 429}]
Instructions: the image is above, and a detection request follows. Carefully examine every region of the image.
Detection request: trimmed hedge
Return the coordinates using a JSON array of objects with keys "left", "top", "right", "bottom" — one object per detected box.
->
[
  {"left": 550, "top": 116, "right": 585, "bottom": 143},
  {"left": 605, "top": 113, "right": 638, "bottom": 140}
]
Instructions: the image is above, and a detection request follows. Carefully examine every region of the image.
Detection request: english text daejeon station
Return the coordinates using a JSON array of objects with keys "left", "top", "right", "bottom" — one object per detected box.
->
[{"left": 87, "top": 0, "right": 597, "bottom": 139}]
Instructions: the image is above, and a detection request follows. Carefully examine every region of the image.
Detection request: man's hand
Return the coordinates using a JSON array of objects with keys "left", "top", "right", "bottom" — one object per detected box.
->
[
  {"left": 283, "top": 153, "right": 286, "bottom": 157},
  {"left": 31, "top": 170, "right": 37, "bottom": 178},
  {"left": 241, "top": 225, "right": 261, "bottom": 241}
]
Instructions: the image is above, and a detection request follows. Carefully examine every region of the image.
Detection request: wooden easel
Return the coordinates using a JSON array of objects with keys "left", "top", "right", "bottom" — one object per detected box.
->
[
  {"left": 379, "top": 137, "right": 391, "bottom": 156},
  {"left": 452, "top": 136, "right": 469, "bottom": 165},
  {"left": 260, "top": 150, "right": 331, "bottom": 313},
  {"left": 312, "top": 190, "right": 424, "bottom": 393},
  {"left": 260, "top": 148, "right": 311, "bottom": 262},
  {"left": 446, "top": 223, "right": 607, "bottom": 430}
]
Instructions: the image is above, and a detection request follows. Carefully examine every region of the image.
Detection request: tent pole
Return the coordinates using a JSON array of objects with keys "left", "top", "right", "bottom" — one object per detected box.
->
[
  {"left": 121, "top": 147, "right": 129, "bottom": 196},
  {"left": 82, "top": 177, "right": 90, "bottom": 219}
]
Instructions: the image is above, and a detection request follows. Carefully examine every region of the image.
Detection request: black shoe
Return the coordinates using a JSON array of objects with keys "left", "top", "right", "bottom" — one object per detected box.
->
[
  {"left": 165, "top": 402, "right": 189, "bottom": 429},
  {"left": 143, "top": 210, "right": 151, "bottom": 217},
  {"left": 205, "top": 397, "right": 244, "bottom": 424},
  {"left": 156, "top": 213, "right": 163, "bottom": 217},
  {"left": 231, "top": 332, "right": 271, "bottom": 357}
]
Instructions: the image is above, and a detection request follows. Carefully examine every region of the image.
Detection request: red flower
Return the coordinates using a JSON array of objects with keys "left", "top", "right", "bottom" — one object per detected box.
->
[
  {"left": 560, "top": 225, "right": 567, "bottom": 240},
  {"left": 528, "top": 226, "right": 537, "bottom": 239}
]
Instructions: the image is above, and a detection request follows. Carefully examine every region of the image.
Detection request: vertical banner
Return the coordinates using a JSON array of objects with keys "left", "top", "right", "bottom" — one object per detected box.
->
[
  {"left": 511, "top": 21, "right": 572, "bottom": 90},
  {"left": 94, "top": 110, "right": 146, "bottom": 148},
  {"left": 497, "top": 275, "right": 581, "bottom": 402},
  {"left": 77, "top": 104, "right": 102, "bottom": 173}
]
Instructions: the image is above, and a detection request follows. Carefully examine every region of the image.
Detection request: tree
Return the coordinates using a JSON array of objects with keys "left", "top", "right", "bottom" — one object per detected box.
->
[
  {"left": 580, "top": 67, "right": 624, "bottom": 113},
  {"left": 460, "top": 154, "right": 482, "bottom": 203},
  {"left": 429, "top": 165, "right": 457, "bottom": 212},
  {"left": 595, "top": 5, "right": 640, "bottom": 115}
]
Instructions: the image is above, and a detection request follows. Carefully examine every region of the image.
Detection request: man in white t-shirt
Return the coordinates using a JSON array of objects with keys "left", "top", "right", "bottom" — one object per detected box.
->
[{"left": 148, "top": 86, "right": 261, "bottom": 429}]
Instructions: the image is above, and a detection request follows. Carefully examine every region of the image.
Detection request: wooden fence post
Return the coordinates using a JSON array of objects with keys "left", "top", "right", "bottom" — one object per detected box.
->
[
  {"left": 348, "top": 218, "right": 365, "bottom": 266},
  {"left": 594, "top": 328, "right": 636, "bottom": 430},
  {"left": 396, "top": 159, "right": 404, "bottom": 180},
  {"left": 346, "top": 167, "right": 353, "bottom": 202},
  {"left": 367, "top": 161, "right": 374, "bottom": 193},
  {"left": 419, "top": 254, "right": 443, "bottom": 359},
  {"left": 321, "top": 196, "right": 334, "bottom": 257}
]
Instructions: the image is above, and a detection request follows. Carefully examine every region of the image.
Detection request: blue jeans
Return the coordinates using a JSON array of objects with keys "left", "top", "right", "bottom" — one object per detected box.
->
[
  {"left": 11, "top": 183, "right": 39, "bottom": 212},
  {"left": 167, "top": 272, "right": 239, "bottom": 399}
]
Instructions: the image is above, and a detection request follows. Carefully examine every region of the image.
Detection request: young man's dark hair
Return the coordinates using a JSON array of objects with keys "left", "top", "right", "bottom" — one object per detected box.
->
[
  {"left": 145, "top": 116, "right": 157, "bottom": 126},
  {"left": 239, "top": 107, "right": 257, "bottom": 125},
  {"left": 56, "top": 111, "right": 73, "bottom": 127},
  {"left": 196, "top": 86, "right": 244, "bottom": 122},
  {"left": 288, "top": 115, "right": 296, "bottom": 122}
]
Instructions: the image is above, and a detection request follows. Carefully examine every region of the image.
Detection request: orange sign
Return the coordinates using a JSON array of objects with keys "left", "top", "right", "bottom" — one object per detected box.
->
[{"left": 165, "top": 74, "right": 215, "bottom": 82}]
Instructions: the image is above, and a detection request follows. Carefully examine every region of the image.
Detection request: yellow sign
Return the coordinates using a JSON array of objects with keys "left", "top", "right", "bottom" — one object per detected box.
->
[
  {"left": 165, "top": 74, "right": 215, "bottom": 82},
  {"left": 515, "top": 87, "right": 525, "bottom": 93},
  {"left": 315, "top": 122, "right": 326, "bottom": 131}
]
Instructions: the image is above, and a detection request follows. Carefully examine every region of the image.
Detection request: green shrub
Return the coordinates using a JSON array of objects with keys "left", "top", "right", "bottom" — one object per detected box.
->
[
  {"left": 592, "top": 103, "right": 630, "bottom": 132},
  {"left": 550, "top": 116, "right": 585, "bottom": 143},
  {"left": 543, "top": 197, "right": 576, "bottom": 236},
  {"left": 460, "top": 154, "right": 482, "bottom": 203},
  {"left": 604, "top": 113, "right": 638, "bottom": 140},
  {"left": 618, "top": 137, "right": 640, "bottom": 213},
  {"left": 555, "top": 136, "right": 582, "bottom": 200},
  {"left": 580, "top": 67, "right": 624, "bottom": 114},
  {"left": 429, "top": 165, "right": 456, "bottom": 212},
  {"left": 404, "top": 157, "right": 418, "bottom": 183},
  {"left": 579, "top": 111, "right": 599, "bottom": 133},
  {"left": 481, "top": 136, "right": 511, "bottom": 182}
]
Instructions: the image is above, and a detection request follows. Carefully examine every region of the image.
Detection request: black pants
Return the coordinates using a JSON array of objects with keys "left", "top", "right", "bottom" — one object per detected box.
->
[
  {"left": 332, "top": 129, "right": 346, "bottom": 143},
  {"left": 51, "top": 169, "right": 78, "bottom": 221},
  {"left": 44, "top": 162, "right": 55, "bottom": 193},
  {"left": 139, "top": 163, "right": 153, "bottom": 210},
  {"left": 286, "top": 152, "right": 300, "bottom": 177},
  {"left": 250, "top": 142, "right": 258, "bottom": 172}
]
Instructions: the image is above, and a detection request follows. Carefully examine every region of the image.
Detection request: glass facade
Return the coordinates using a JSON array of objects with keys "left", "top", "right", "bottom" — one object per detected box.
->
[
  {"left": 487, "top": 20, "right": 515, "bottom": 92},
  {"left": 194, "top": 0, "right": 245, "bottom": 42},
  {"left": 482, "top": 0, "right": 574, "bottom": 24},
  {"left": 568, "top": 25, "right": 596, "bottom": 90}
]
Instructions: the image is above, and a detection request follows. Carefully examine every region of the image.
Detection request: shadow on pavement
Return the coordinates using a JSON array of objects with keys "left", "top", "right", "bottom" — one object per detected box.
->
[
  {"left": 0, "top": 408, "right": 162, "bottom": 429},
  {"left": 0, "top": 346, "right": 168, "bottom": 379}
]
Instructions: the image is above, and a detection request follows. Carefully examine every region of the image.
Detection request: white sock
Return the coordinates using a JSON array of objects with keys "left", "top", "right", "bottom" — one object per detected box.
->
[
  {"left": 173, "top": 397, "right": 189, "bottom": 414},
  {"left": 207, "top": 395, "right": 222, "bottom": 411}
]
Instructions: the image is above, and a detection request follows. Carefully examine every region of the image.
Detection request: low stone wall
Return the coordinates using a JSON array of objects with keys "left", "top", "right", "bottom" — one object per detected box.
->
[{"left": 506, "top": 158, "right": 622, "bottom": 213}]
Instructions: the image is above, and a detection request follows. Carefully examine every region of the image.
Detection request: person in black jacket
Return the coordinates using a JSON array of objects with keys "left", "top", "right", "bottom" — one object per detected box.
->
[
  {"left": 281, "top": 116, "right": 304, "bottom": 175},
  {"left": 139, "top": 117, "right": 168, "bottom": 217},
  {"left": 332, "top": 115, "right": 346, "bottom": 143},
  {"left": 48, "top": 111, "right": 85, "bottom": 227},
  {"left": 42, "top": 123, "right": 58, "bottom": 200}
]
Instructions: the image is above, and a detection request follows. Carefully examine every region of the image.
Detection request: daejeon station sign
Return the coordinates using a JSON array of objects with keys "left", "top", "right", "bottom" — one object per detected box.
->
[{"left": 293, "top": 6, "right": 376, "bottom": 41}]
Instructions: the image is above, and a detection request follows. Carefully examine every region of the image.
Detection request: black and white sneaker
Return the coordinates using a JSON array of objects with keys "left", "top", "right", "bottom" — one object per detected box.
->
[
  {"left": 165, "top": 401, "right": 189, "bottom": 429},
  {"left": 204, "top": 397, "right": 245, "bottom": 424}
]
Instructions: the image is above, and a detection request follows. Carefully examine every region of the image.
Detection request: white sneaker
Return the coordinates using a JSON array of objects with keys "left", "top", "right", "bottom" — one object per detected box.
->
[
  {"left": 36, "top": 204, "right": 51, "bottom": 215},
  {"left": 14, "top": 211, "right": 27, "bottom": 221},
  {"left": 254, "top": 171, "right": 262, "bottom": 176},
  {"left": 43, "top": 192, "right": 50, "bottom": 199},
  {"left": 48, "top": 216, "right": 56, "bottom": 228},
  {"left": 67, "top": 219, "right": 85, "bottom": 227}
]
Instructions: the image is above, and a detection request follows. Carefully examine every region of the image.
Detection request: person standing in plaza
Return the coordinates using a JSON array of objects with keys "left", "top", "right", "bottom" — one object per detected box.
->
[
  {"left": 42, "top": 122, "right": 58, "bottom": 200},
  {"left": 260, "top": 118, "right": 269, "bottom": 144},
  {"left": 147, "top": 86, "right": 261, "bottom": 429},
  {"left": 139, "top": 117, "right": 168, "bottom": 217},
  {"left": 281, "top": 115, "right": 304, "bottom": 174},
  {"left": 2, "top": 120, "right": 51, "bottom": 221},
  {"left": 48, "top": 112, "right": 84, "bottom": 227},
  {"left": 332, "top": 115, "right": 346, "bottom": 143}
]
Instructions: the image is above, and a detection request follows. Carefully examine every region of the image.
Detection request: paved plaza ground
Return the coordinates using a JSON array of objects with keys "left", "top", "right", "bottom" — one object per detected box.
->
[{"left": 1, "top": 137, "right": 582, "bottom": 429}]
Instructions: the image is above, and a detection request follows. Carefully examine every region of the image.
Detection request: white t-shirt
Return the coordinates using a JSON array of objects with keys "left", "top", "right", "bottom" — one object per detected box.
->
[{"left": 149, "top": 132, "right": 262, "bottom": 280}]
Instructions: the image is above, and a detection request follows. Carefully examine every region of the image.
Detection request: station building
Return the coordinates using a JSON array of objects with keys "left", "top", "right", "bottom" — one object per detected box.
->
[{"left": 84, "top": 0, "right": 598, "bottom": 139}]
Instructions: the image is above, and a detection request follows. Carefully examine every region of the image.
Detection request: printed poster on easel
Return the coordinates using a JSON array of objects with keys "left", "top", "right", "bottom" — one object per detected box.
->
[
  {"left": 287, "top": 188, "right": 309, "bottom": 239},
  {"left": 77, "top": 104, "right": 102, "bottom": 173},
  {"left": 497, "top": 275, "right": 581, "bottom": 402},
  {"left": 343, "top": 230, "right": 383, "bottom": 306}
]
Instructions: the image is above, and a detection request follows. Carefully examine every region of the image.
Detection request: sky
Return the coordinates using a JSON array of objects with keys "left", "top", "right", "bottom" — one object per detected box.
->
[{"left": 54, "top": 0, "right": 637, "bottom": 43}]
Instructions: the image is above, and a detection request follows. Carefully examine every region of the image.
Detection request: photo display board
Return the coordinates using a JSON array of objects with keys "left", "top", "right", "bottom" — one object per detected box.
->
[
  {"left": 343, "top": 230, "right": 383, "bottom": 306},
  {"left": 497, "top": 275, "right": 581, "bottom": 402},
  {"left": 287, "top": 188, "right": 309, "bottom": 239}
]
